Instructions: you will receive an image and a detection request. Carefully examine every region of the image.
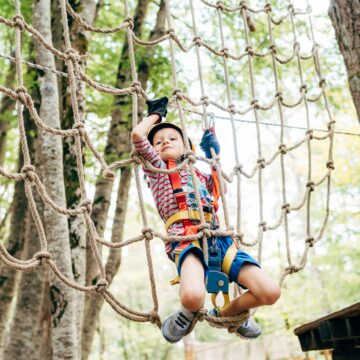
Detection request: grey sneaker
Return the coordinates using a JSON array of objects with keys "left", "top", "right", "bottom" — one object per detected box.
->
[
  {"left": 161, "top": 308, "right": 195, "bottom": 343},
  {"left": 236, "top": 318, "right": 261, "bottom": 339}
]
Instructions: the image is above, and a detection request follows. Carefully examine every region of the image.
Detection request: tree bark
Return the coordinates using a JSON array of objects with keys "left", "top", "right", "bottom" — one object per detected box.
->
[
  {"left": 2, "top": 80, "right": 46, "bottom": 360},
  {"left": 52, "top": 0, "right": 98, "bottom": 350},
  {"left": 0, "top": 62, "right": 39, "bottom": 356},
  {"left": 0, "top": 59, "right": 16, "bottom": 167},
  {"left": 329, "top": 0, "right": 360, "bottom": 123},
  {"left": 81, "top": 0, "right": 167, "bottom": 357},
  {"left": 33, "top": 0, "right": 78, "bottom": 358}
]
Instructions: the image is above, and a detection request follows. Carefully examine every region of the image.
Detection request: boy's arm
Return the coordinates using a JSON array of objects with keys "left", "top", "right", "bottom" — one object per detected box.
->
[
  {"left": 131, "top": 114, "right": 160, "bottom": 141},
  {"left": 131, "top": 96, "right": 168, "bottom": 140}
]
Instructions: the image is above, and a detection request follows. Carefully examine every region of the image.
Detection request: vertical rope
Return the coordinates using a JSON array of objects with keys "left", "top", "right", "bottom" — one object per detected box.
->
[
  {"left": 241, "top": 3, "right": 265, "bottom": 263},
  {"left": 58, "top": 0, "right": 106, "bottom": 279},
  {"left": 14, "top": 0, "right": 48, "bottom": 252},
  {"left": 165, "top": 0, "right": 211, "bottom": 264},
  {"left": 306, "top": 5, "right": 334, "bottom": 245},
  {"left": 266, "top": 3, "right": 294, "bottom": 267}
]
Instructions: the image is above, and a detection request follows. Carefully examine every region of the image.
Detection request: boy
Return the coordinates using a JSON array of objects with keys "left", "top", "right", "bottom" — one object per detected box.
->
[{"left": 131, "top": 97, "right": 280, "bottom": 343}]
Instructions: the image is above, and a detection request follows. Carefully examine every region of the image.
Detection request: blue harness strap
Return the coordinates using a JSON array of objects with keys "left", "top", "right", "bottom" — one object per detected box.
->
[{"left": 206, "top": 243, "right": 230, "bottom": 310}]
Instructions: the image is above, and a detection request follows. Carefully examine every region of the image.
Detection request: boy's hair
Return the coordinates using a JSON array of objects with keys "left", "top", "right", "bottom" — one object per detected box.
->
[{"left": 147, "top": 122, "right": 194, "bottom": 150}]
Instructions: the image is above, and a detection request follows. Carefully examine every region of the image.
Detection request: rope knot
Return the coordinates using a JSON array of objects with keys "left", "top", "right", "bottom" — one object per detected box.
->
[
  {"left": 34, "top": 251, "right": 52, "bottom": 265},
  {"left": 172, "top": 87, "right": 184, "bottom": 100},
  {"left": 15, "top": 86, "right": 30, "bottom": 104},
  {"left": 285, "top": 265, "right": 298, "bottom": 274},
  {"left": 239, "top": 1, "right": 247, "bottom": 10},
  {"left": 124, "top": 16, "right": 134, "bottom": 30},
  {"left": 142, "top": 227, "right": 154, "bottom": 240},
  {"left": 258, "top": 222, "right": 267, "bottom": 231},
  {"left": 166, "top": 27, "right": 176, "bottom": 37},
  {"left": 12, "top": 15, "right": 25, "bottom": 31},
  {"left": 327, "top": 120, "right": 336, "bottom": 130},
  {"left": 245, "top": 46, "right": 254, "bottom": 56},
  {"left": 293, "top": 41, "right": 300, "bottom": 53},
  {"left": 199, "top": 223, "right": 211, "bottom": 238},
  {"left": 306, "top": 181, "right": 315, "bottom": 192},
  {"left": 211, "top": 154, "right": 221, "bottom": 165},
  {"left": 220, "top": 47, "right": 229, "bottom": 58},
  {"left": 184, "top": 150, "right": 196, "bottom": 164},
  {"left": 234, "top": 163, "right": 243, "bottom": 173},
  {"left": 251, "top": 99, "right": 259, "bottom": 109},
  {"left": 21, "top": 164, "right": 36, "bottom": 182},
  {"left": 233, "top": 232, "right": 244, "bottom": 242},
  {"left": 64, "top": 48, "right": 80, "bottom": 62},
  {"left": 131, "top": 81, "right": 143, "bottom": 95},
  {"left": 312, "top": 43, "right": 320, "bottom": 52},
  {"left": 73, "top": 122, "right": 85, "bottom": 137},
  {"left": 269, "top": 43, "right": 277, "bottom": 54},
  {"left": 275, "top": 92, "right": 283, "bottom": 101},
  {"left": 306, "top": 129, "right": 314, "bottom": 139},
  {"left": 130, "top": 150, "right": 142, "bottom": 165},
  {"left": 200, "top": 95, "right": 209, "bottom": 106},
  {"left": 306, "top": 237, "right": 315, "bottom": 247},
  {"left": 281, "top": 203, "right": 291, "bottom": 214},
  {"left": 227, "top": 104, "right": 236, "bottom": 114},
  {"left": 278, "top": 143, "right": 287, "bottom": 154},
  {"left": 257, "top": 158, "right": 266, "bottom": 168},
  {"left": 102, "top": 167, "right": 115, "bottom": 180},
  {"left": 193, "top": 36, "right": 202, "bottom": 47},
  {"left": 287, "top": 4, "right": 294, "bottom": 13},
  {"left": 319, "top": 78, "right": 327, "bottom": 88},
  {"left": 265, "top": 3, "right": 272, "bottom": 13},
  {"left": 216, "top": 1, "right": 225, "bottom": 10},
  {"left": 149, "top": 310, "right": 160, "bottom": 325},
  {"left": 300, "top": 84, "right": 308, "bottom": 94},
  {"left": 79, "top": 199, "right": 93, "bottom": 214},
  {"left": 326, "top": 161, "right": 335, "bottom": 170},
  {"left": 95, "top": 279, "right": 108, "bottom": 293}
]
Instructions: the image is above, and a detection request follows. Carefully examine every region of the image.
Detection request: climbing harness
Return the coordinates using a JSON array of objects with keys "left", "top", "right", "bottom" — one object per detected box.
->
[{"left": 166, "top": 155, "right": 236, "bottom": 310}]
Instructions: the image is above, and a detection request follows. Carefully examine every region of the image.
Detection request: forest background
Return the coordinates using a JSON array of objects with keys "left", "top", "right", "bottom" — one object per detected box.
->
[{"left": 0, "top": 0, "right": 359, "bottom": 359}]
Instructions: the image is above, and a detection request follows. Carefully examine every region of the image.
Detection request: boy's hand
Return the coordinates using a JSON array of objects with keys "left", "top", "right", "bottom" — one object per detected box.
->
[
  {"left": 146, "top": 96, "right": 169, "bottom": 122},
  {"left": 200, "top": 128, "right": 220, "bottom": 159}
]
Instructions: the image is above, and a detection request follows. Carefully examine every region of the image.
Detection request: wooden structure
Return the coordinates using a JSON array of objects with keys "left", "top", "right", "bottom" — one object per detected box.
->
[{"left": 294, "top": 302, "right": 360, "bottom": 360}]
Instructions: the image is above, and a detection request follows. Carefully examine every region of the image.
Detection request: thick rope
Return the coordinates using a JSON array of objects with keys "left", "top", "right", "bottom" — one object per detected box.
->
[{"left": 0, "top": 0, "right": 335, "bottom": 331}]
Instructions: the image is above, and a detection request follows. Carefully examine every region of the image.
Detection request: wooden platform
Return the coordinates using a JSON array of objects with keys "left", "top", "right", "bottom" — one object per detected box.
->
[{"left": 294, "top": 302, "right": 360, "bottom": 360}]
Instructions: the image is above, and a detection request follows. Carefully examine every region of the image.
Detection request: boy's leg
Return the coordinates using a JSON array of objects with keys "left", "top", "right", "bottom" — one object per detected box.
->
[
  {"left": 179, "top": 252, "right": 206, "bottom": 312},
  {"left": 161, "top": 252, "right": 206, "bottom": 343},
  {"left": 220, "top": 264, "right": 280, "bottom": 317}
]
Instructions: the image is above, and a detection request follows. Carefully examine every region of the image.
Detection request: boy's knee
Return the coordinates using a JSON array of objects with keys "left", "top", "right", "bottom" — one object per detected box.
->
[
  {"left": 180, "top": 288, "right": 205, "bottom": 312},
  {"left": 260, "top": 284, "right": 281, "bottom": 305}
]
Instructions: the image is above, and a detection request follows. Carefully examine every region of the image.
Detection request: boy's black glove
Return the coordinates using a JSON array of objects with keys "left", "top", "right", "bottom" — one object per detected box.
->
[
  {"left": 200, "top": 128, "right": 220, "bottom": 159},
  {"left": 146, "top": 96, "right": 168, "bottom": 122}
]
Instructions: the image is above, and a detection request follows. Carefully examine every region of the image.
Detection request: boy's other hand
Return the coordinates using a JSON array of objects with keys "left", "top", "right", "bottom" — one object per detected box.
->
[
  {"left": 200, "top": 128, "right": 220, "bottom": 159},
  {"left": 146, "top": 96, "right": 169, "bottom": 122}
]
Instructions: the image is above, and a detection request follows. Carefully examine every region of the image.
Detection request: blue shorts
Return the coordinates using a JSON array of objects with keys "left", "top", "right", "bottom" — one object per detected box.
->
[{"left": 172, "top": 236, "right": 260, "bottom": 287}]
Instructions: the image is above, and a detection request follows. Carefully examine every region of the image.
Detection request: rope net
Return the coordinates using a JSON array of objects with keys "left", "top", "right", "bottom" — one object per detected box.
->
[{"left": 0, "top": 0, "right": 335, "bottom": 333}]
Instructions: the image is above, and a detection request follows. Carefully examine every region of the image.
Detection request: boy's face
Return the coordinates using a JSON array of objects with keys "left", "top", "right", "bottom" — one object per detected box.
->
[{"left": 153, "top": 127, "right": 185, "bottom": 161}]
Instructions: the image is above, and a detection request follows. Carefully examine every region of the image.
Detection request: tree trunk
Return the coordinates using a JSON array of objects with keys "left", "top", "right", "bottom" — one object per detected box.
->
[
  {"left": 329, "top": 0, "right": 360, "bottom": 123},
  {"left": 0, "top": 61, "right": 39, "bottom": 356},
  {"left": 0, "top": 59, "right": 16, "bottom": 167},
  {"left": 3, "top": 85, "right": 46, "bottom": 360},
  {"left": 81, "top": 0, "right": 167, "bottom": 357},
  {"left": 33, "top": 0, "right": 78, "bottom": 358},
  {"left": 52, "top": 0, "right": 98, "bottom": 350}
]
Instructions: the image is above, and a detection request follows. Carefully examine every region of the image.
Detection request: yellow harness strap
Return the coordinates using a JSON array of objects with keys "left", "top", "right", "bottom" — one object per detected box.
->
[
  {"left": 221, "top": 243, "right": 237, "bottom": 276},
  {"left": 165, "top": 210, "right": 212, "bottom": 232}
]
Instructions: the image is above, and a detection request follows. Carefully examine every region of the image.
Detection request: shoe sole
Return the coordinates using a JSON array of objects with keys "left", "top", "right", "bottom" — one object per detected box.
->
[
  {"left": 161, "top": 318, "right": 184, "bottom": 343},
  {"left": 236, "top": 332, "right": 261, "bottom": 340}
]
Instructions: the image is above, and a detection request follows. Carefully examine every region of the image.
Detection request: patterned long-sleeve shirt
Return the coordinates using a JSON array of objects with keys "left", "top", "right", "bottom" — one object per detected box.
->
[{"left": 132, "top": 137, "right": 217, "bottom": 253}]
